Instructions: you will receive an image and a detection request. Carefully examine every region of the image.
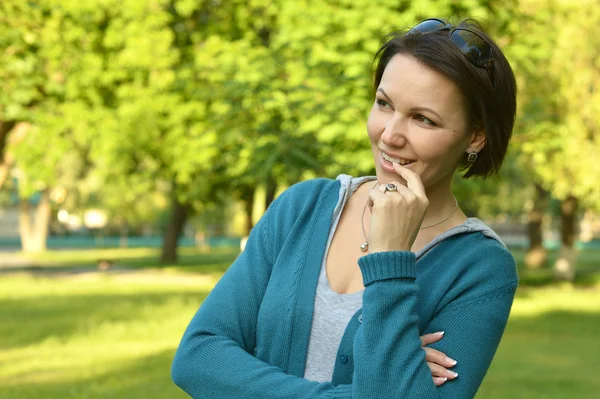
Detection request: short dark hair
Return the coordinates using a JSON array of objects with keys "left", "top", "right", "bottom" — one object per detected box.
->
[{"left": 372, "top": 19, "right": 517, "bottom": 178}]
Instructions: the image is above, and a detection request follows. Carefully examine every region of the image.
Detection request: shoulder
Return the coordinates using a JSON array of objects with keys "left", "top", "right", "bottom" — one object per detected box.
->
[
  {"left": 431, "top": 232, "right": 518, "bottom": 307},
  {"left": 282, "top": 178, "right": 339, "bottom": 198},
  {"left": 258, "top": 178, "right": 340, "bottom": 234},
  {"left": 269, "top": 178, "right": 340, "bottom": 215},
  {"left": 453, "top": 231, "right": 517, "bottom": 282}
]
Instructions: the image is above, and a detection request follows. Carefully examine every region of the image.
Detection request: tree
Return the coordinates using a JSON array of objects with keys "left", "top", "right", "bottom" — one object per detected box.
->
[
  {"left": 510, "top": 0, "right": 600, "bottom": 279},
  {"left": 0, "top": 0, "right": 524, "bottom": 259},
  {"left": 0, "top": 0, "right": 70, "bottom": 252},
  {"left": 524, "top": 183, "right": 550, "bottom": 268}
]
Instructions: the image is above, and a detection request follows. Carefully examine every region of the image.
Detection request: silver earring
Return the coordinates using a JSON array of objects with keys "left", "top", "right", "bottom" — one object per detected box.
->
[{"left": 467, "top": 152, "right": 478, "bottom": 163}]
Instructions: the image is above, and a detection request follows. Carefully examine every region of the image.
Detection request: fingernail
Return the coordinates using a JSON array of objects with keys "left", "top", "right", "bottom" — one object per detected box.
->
[
  {"left": 435, "top": 377, "right": 448, "bottom": 383},
  {"left": 451, "top": 371, "right": 459, "bottom": 378},
  {"left": 436, "top": 331, "right": 445, "bottom": 336},
  {"left": 446, "top": 357, "right": 457, "bottom": 366}
]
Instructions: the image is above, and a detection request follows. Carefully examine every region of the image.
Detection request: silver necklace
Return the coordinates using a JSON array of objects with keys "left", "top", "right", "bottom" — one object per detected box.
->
[
  {"left": 359, "top": 182, "right": 379, "bottom": 252},
  {"left": 359, "top": 187, "right": 459, "bottom": 252}
]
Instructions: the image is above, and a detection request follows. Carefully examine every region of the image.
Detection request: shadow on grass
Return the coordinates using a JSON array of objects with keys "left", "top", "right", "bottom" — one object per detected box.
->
[
  {"left": 0, "top": 348, "right": 188, "bottom": 399},
  {"left": 0, "top": 290, "right": 209, "bottom": 350},
  {"left": 0, "top": 251, "right": 239, "bottom": 277},
  {"left": 478, "top": 309, "right": 600, "bottom": 399}
]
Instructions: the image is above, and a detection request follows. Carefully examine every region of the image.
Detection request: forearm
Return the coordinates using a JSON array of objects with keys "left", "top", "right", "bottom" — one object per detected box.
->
[
  {"left": 353, "top": 251, "right": 438, "bottom": 398},
  {"left": 172, "top": 334, "right": 341, "bottom": 399},
  {"left": 353, "top": 250, "right": 517, "bottom": 398}
]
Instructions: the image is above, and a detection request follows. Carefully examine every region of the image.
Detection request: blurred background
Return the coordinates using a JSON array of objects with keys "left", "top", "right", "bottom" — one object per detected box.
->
[{"left": 0, "top": 0, "right": 599, "bottom": 398}]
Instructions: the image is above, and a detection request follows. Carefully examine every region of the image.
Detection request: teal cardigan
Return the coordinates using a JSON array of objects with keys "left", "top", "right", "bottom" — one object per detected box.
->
[{"left": 172, "top": 178, "right": 518, "bottom": 398}]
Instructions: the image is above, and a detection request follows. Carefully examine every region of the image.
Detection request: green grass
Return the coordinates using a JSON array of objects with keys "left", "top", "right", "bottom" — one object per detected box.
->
[
  {"left": 0, "top": 270, "right": 222, "bottom": 399},
  {"left": 477, "top": 286, "right": 600, "bottom": 398},
  {"left": 0, "top": 247, "right": 599, "bottom": 398},
  {"left": 7, "top": 246, "right": 238, "bottom": 271}
]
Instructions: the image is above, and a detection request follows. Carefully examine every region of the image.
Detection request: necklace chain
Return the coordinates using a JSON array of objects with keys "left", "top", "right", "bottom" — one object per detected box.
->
[
  {"left": 359, "top": 183, "right": 378, "bottom": 252},
  {"left": 420, "top": 197, "right": 459, "bottom": 229},
  {"left": 360, "top": 183, "right": 459, "bottom": 252}
]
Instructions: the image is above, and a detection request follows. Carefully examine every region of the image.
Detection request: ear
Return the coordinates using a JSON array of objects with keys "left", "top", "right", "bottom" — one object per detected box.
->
[{"left": 466, "top": 129, "right": 486, "bottom": 153}]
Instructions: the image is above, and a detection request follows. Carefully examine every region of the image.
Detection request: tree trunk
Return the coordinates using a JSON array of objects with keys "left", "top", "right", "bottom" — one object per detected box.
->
[
  {"left": 240, "top": 185, "right": 255, "bottom": 236},
  {"left": 238, "top": 185, "right": 256, "bottom": 252},
  {"left": 160, "top": 195, "right": 191, "bottom": 263},
  {"left": 0, "top": 121, "right": 30, "bottom": 190},
  {"left": 525, "top": 183, "right": 549, "bottom": 269},
  {"left": 554, "top": 195, "right": 578, "bottom": 281},
  {"left": 0, "top": 120, "right": 16, "bottom": 162},
  {"left": 19, "top": 190, "right": 52, "bottom": 253},
  {"left": 264, "top": 175, "right": 277, "bottom": 211}
]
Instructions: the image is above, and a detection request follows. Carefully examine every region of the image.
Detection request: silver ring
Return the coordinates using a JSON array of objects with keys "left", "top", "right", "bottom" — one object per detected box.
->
[{"left": 384, "top": 183, "right": 397, "bottom": 193}]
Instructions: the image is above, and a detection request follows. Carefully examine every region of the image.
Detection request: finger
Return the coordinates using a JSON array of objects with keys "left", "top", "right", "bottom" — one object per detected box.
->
[
  {"left": 433, "top": 376, "right": 448, "bottom": 386},
  {"left": 368, "top": 186, "right": 389, "bottom": 212},
  {"left": 367, "top": 183, "right": 382, "bottom": 212},
  {"left": 422, "top": 347, "right": 458, "bottom": 368},
  {"left": 371, "top": 184, "right": 413, "bottom": 215},
  {"left": 392, "top": 162, "right": 427, "bottom": 199},
  {"left": 386, "top": 180, "right": 416, "bottom": 200},
  {"left": 367, "top": 195, "right": 374, "bottom": 213},
  {"left": 420, "top": 331, "right": 445, "bottom": 346},
  {"left": 427, "top": 362, "right": 459, "bottom": 380},
  {"left": 377, "top": 182, "right": 415, "bottom": 208}
]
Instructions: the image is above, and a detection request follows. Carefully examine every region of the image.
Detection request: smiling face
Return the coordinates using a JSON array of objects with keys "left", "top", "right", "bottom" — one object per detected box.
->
[{"left": 367, "top": 54, "right": 485, "bottom": 190}]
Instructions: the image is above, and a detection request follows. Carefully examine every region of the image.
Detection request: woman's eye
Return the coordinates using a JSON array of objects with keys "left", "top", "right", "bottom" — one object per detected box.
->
[
  {"left": 376, "top": 99, "right": 390, "bottom": 108},
  {"left": 415, "top": 115, "right": 436, "bottom": 126}
]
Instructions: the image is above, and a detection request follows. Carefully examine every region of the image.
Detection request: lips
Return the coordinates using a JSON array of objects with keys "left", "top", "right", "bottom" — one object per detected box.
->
[{"left": 381, "top": 150, "right": 416, "bottom": 165}]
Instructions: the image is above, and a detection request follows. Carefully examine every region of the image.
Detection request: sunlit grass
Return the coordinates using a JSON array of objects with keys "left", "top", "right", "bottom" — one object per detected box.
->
[
  {"left": 0, "top": 272, "right": 218, "bottom": 399},
  {"left": 478, "top": 285, "right": 600, "bottom": 398},
  {"left": 0, "top": 248, "right": 599, "bottom": 398}
]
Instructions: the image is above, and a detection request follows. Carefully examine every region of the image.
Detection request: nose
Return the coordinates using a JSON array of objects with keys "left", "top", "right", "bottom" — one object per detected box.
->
[{"left": 381, "top": 112, "right": 408, "bottom": 147}]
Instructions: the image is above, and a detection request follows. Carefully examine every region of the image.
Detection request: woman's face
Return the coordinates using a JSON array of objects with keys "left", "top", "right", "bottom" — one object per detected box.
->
[{"left": 367, "top": 54, "right": 483, "bottom": 189}]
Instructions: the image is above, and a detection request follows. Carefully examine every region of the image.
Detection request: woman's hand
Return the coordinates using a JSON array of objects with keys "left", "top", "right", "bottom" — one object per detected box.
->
[
  {"left": 367, "top": 163, "right": 429, "bottom": 253},
  {"left": 420, "top": 332, "right": 459, "bottom": 386}
]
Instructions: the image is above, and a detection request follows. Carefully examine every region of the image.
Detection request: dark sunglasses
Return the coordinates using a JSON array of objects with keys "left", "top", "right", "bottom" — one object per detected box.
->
[{"left": 408, "top": 18, "right": 494, "bottom": 70}]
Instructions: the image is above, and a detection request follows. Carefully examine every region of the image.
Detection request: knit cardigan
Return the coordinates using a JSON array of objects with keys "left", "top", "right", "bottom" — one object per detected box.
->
[{"left": 171, "top": 178, "right": 518, "bottom": 398}]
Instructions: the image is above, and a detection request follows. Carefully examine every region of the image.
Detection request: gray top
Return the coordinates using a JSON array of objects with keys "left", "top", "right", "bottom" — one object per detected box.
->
[{"left": 303, "top": 174, "right": 506, "bottom": 383}]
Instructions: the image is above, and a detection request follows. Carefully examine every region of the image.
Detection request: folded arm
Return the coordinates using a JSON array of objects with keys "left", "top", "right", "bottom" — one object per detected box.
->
[{"left": 172, "top": 202, "right": 517, "bottom": 398}]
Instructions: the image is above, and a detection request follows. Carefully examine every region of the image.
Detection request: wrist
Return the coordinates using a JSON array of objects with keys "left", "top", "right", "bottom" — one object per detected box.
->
[{"left": 358, "top": 251, "right": 416, "bottom": 286}]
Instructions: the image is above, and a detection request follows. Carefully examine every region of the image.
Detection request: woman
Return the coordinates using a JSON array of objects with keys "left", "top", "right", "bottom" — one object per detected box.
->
[{"left": 172, "top": 18, "right": 518, "bottom": 398}]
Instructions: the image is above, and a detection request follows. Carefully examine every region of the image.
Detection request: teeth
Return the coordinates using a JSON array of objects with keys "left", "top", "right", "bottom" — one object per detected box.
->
[{"left": 382, "top": 152, "right": 415, "bottom": 165}]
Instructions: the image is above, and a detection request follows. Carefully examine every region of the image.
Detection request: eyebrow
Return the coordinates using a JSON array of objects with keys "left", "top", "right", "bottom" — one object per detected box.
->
[
  {"left": 377, "top": 88, "right": 393, "bottom": 104},
  {"left": 376, "top": 88, "right": 443, "bottom": 121}
]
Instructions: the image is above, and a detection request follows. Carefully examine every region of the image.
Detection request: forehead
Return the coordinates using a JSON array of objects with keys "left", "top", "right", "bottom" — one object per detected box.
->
[{"left": 379, "top": 54, "right": 463, "bottom": 108}]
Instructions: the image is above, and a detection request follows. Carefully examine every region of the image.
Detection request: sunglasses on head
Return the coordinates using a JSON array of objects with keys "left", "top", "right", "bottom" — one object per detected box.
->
[{"left": 408, "top": 18, "right": 494, "bottom": 71}]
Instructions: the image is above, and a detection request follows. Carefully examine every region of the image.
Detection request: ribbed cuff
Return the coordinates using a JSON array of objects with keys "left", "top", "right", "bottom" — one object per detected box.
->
[{"left": 358, "top": 251, "right": 416, "bottom": 286}]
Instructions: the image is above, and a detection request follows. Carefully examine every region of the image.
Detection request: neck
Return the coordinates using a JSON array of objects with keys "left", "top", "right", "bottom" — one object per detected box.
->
[{"left": 421, "top": 177, "right": 462, "bottom": 230}]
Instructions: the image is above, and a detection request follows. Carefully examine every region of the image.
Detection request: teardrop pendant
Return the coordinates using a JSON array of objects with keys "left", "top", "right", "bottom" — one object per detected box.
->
[{"left": 360, "top": 242, "right": 368, "bottom": 252}]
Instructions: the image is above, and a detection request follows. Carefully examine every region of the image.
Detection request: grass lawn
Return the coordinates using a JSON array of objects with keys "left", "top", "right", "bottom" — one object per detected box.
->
[{"left": 0, "top": 248, "right": 599, "bottom": 398}]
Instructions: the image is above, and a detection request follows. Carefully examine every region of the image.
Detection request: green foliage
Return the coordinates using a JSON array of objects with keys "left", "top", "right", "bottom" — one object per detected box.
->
[
  {"left": 0, "top": 0, "right": 515, "bottom": 189},
  {"left": 510, "top": 0, "right": 600, "bottom": 209},
  {"left": 5, "top": 0, "right": 599, "bottom": 229}
]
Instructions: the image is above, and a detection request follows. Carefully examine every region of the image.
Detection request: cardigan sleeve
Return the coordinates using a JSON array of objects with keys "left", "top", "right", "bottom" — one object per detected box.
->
[
  {"left": 344, "top": 248, "right": 518, "bottom": 399},
  {"left": 171, "top": 189, "right": 342, "bottom": 398},
  {"left": 172, "top": 196, "right": 517, "bottom": 398}
]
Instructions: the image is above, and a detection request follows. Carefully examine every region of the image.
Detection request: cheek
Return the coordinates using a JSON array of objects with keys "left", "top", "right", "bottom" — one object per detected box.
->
[
  {"left": 366, "top": 107, "right": 383, "bottom": 141},
  {"left": 414, "top": 135, "right": 462, "bottom": 162},
  {"left": 421, "top": 136, "right": 468, "bottom": 168}
]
